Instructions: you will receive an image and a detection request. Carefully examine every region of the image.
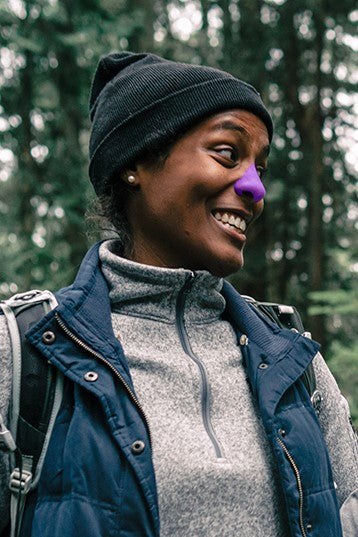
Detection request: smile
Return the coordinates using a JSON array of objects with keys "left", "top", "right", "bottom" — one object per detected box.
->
[{"left": 213, "top": 211, "right": 247, "bottom": 232}]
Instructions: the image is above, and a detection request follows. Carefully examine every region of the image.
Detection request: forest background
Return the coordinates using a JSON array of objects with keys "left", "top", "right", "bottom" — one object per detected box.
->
[{"left": 0, "top": 0, "right": 357, "bottom": 425}]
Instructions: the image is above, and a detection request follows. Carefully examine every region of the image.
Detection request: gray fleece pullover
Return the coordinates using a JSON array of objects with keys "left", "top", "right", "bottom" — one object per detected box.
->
[{"left": 0, "top": 239, "right": 357, "bottom": 535}]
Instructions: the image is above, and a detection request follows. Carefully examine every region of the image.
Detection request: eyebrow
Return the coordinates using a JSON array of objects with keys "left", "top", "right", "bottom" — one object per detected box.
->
[
  {"left": 211, "top": 121, "right": 270, "bottom": 157},
  {"left": 212, "top": 121, "right": 248, "bottom": 136}
]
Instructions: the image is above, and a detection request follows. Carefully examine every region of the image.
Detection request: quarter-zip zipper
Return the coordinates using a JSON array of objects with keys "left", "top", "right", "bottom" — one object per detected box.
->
[
  {"left": 175, "top": 273, "right": 226, "bottom": 461},
  {"left": 54, "top": 312, "right": 151, "bottom": 448},
  {"left": 277, "top": 437, "right": 307, "bottom": 537}
]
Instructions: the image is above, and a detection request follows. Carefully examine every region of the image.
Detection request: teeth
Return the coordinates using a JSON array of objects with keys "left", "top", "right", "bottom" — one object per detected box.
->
[
  {"left": 237, "top": 218, "right": 246, "bottom": 232},
  {"left": 214, "top": 211, "right": 246, "bottom": 232}
]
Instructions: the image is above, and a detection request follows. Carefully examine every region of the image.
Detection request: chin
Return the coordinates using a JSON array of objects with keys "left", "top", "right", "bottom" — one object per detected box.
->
[{"left": 207, "top": 254, "right": 244, "bottom": 278}]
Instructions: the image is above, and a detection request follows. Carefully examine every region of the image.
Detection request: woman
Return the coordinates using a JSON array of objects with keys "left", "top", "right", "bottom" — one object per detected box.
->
[{"left": 0, "top": 52, "right": 357, "bottom": 537}]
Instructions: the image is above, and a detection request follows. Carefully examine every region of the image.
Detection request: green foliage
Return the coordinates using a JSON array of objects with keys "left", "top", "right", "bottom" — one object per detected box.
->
[
  {"left": 327, "top": 339, "right": 358, "bottom": 429},
  {"left": 309, "top": 288, "right": 358, "bottom": 317}
]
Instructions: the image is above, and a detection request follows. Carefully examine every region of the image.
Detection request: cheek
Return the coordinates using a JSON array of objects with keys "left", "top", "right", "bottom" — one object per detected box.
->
[
  {"left": 139, "top": 188, "right": 186, "bottom": 230},
  {"left": 253, "top": 200, "right": 264, "bottom": 220}
]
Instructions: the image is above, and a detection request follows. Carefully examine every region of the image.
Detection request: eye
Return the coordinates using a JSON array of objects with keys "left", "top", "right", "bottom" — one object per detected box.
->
[
  {"left": 256, "top": 165, "right": 267, "bottom": 179},
  {"left": 215, "top": 146, "right": 237, "bottom": 161}
]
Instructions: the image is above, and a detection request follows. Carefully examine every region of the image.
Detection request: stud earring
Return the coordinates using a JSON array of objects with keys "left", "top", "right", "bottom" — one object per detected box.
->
[{"left": 127, "top": 175, "right": 136, "bottom": 184}]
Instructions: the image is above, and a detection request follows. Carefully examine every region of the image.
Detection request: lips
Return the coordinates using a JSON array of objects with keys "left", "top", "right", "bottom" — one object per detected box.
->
[{"left": 213, "top": 211, "right": 247, "bottom": 232}]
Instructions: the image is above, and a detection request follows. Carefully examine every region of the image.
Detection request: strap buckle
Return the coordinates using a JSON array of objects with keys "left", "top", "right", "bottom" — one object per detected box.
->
[
  {"left": 9, "top": 468, "right": 33, "bottom": 495},
  {"left": 3, "top": 290, "right": 53, "bottom": 308},
  {"left": 277, "top": 304, "right": 295, "bottom": 314}
]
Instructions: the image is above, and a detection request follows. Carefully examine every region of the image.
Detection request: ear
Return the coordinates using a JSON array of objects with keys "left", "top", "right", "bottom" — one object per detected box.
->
[{"left": 124, "top": 161, "right": 157, "bottom": 190}]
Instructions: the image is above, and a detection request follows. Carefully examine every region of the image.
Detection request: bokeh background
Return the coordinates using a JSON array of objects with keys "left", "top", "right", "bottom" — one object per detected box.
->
[{"left": 0, "top": 0, "right": 357, "bottom": 424}]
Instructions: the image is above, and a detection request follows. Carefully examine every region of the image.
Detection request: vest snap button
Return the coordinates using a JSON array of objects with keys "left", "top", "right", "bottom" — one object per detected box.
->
[
  {"left": 258, "top": 362, "right": 268, "bottom": 369},
  {"left": 278, "top": 428, "right": 286, "bottom": 437},
  {"left": 84, "top": 371, "right": 98, "bottom": 382},
  {"left": 42, "top": 331, "right": 56, "bottom": 344},
  {"left": 306, "top": 523, "right": 312, "bottom": 531},
  {"left": 131, "top": 440, "right": 145, "bottom": 455},
  {"left": 239, "top": 334, "right": 249, "bottom": 345}
]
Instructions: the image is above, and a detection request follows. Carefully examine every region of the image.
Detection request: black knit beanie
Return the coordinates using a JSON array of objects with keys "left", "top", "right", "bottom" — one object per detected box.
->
[{"left": 89, "top": 52, "right": 273, "bottom": 196}]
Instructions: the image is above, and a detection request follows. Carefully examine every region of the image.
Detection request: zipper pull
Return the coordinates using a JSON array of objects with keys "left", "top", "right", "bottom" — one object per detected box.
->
[{"left": 183, "top": 271, "right": 195, "bottom": 293}]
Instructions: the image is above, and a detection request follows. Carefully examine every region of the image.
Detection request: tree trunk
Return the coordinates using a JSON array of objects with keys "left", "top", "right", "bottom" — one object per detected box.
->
[
  {"left": 279, "top": 1, "right": 326, "bottom": 346},
  {"left": 305, "top": 9, "right": 326, "bottom": 346}
]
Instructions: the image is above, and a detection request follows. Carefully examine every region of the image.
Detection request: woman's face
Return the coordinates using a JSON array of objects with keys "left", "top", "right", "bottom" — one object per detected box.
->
[{"left": 126, "top": 109, "right": 270, "bottom": 277}]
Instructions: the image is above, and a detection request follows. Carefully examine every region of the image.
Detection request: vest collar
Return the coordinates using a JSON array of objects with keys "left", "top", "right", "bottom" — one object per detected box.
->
[{"left": 34, "top": 243, "right": 320, "bottom": 413}]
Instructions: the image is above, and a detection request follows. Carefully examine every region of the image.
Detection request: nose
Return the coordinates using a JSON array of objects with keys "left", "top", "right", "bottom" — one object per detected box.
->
[{"left": 234, "top": 163, "right": 266, "bottom": 203}]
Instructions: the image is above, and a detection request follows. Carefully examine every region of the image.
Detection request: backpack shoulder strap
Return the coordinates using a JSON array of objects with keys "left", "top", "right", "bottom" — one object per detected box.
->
[
  {"left": 0, "top": 290, "right": 64, "bottom": 537},
  {"left": 242, "top": 295, "right": 321, "bottom": 412}
]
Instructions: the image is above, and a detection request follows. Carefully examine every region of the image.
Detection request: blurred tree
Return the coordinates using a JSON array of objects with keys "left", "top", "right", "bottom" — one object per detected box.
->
[
  {"left": 0, "top": 0, "right": 156, "bottom": 291},
  {"left": 309, "top": 279, "right": 358, "bottom": 424}
]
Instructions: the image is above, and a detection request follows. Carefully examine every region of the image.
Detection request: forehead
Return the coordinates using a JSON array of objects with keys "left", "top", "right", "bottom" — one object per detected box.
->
[{"left": 194, "top": 109, "right": 269, "bottom": 141}]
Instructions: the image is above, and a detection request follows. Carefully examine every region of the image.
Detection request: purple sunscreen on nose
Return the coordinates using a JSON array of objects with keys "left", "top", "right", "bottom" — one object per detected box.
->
[{"left": 234, "top": 163, "right": 266, "bottom": 203}]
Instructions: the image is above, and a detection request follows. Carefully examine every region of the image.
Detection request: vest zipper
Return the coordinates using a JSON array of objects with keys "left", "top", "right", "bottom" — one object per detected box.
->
[
  {"left": 175, "top": 273, "right": 226, "bottom": 461},
  {"left": 54, "top": 312, "right": 151, "bottom": 448},
  {"left": 277, "top": 437, "right": 307, "bottom": 537}
]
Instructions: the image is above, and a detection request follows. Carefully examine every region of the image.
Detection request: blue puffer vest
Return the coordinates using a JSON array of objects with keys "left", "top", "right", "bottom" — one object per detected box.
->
[{"left": 23, "top": 243, "right": 342, "bottom": 537}]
